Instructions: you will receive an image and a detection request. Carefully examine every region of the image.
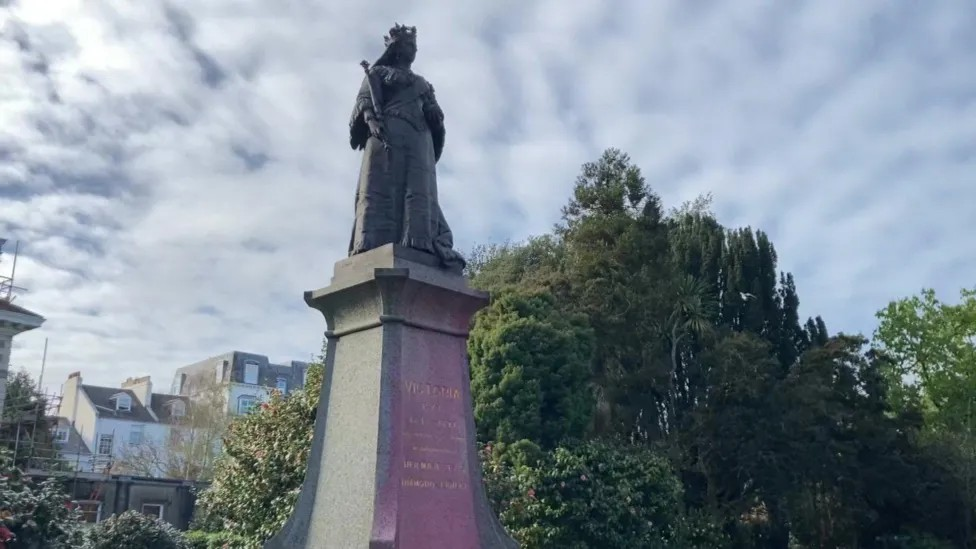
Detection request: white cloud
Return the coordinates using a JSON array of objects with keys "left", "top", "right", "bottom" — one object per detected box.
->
[{"left": 2, "top": 0, "right": 975, "bottom": 392}]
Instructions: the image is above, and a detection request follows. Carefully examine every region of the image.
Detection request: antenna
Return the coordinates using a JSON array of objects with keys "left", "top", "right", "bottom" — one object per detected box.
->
[{"left": 0, "top": 239, "right": 28, "bottom": 302}]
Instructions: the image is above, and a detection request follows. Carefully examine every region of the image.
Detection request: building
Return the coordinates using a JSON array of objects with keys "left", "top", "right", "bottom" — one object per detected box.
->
[
  {"left": 52, "top": 417, "right": 93, "bottom": 471},
  {"left": 171, "top": 351, "right": 310, "bottom": 416},
  {"left": 30, "top": 469, "right": 204, "bottom": 529},
  {"left": 57, "top": 372, "right": 189, "bottom": 476},
  {"left": 0, "top": 300, "right": 44, "bottom": 413}
]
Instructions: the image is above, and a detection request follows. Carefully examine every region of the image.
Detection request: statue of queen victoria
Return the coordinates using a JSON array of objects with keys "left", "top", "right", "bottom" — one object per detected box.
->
[{"left": 348, "top": 23, "right": 465, "bottom": 272}]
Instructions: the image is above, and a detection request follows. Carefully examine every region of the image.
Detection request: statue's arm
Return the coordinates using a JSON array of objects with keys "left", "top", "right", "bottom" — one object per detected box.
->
[
  {"left": 349, "top": 68, "right": 387, "bottom": 150},
  {"left": 422, "top": 82, "right": 446, "bottom": 162}
]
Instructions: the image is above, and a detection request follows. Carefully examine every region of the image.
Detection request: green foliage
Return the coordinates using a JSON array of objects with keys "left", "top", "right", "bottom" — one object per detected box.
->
[
  {"left": 0, "top": 370, "right": 66, "bottom": 472},
  {"left": 874, "top": 531, "right": 958, "bottom": 549},
  {"left": 84, "top": 510, "right": 189, "bottom": 549},
  {"left": 196, "top": 150, "right": 974, "bottom": 548},
  {"left": 466, "top": 235, "right": 567, "bottom": 295},
  {"left": 558, "top": 149, "right": 673, "bottom": 439},
  {"left": 184, "top": 530, "right": 252, "bottom": 549},
  {"left": 0, "top": 448, "right": 83, "bottom": 548},
  {"left": 469, "top": 291, "right": 594, "bottom": 448},
  {"left": 486, "top": 440, "right": 690, "bottom": 548},
  {"left": 193, "top": 364, "right": 323, "bottom": 545},
  {"left": 874, "top": 287, "right": 976, "bottom": 430},
  {"left": 874, "top": 287, "right": 976, "bottom": 545}
]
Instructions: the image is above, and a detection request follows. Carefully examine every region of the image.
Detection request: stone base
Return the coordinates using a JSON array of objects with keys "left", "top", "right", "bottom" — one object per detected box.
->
[{"left": 265, "top": 244, "right": 518, "bottom": 549}]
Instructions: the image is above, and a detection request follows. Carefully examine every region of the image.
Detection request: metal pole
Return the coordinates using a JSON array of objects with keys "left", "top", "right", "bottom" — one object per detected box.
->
[
  {"left": 9, "top": 241, "right": 18, "bottom": 286},
  {"left": 37, "top": 338, "right": 48, "bottom": 392}
]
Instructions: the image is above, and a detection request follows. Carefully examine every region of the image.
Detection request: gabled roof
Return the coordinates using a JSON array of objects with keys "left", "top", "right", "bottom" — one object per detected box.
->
[
  {"left": 80, "top": 385, "right": 191, "bottom": 424},
  {"left": 81, "top": 386, "right": 157, "bottom": 423}
]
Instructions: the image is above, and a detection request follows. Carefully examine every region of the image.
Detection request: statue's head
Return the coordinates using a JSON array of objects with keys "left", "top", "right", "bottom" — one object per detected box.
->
[{"left": 375, "top": 23, "right": 417, "bottom": 67}]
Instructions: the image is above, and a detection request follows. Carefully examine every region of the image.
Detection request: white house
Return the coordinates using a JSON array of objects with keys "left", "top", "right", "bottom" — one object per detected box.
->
[{"left": 57, "top": 372, "right": 189, "bottom": 477}]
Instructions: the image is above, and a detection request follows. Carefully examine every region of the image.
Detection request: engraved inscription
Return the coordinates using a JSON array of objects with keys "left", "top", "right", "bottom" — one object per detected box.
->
[
  {"left": 401, "top": 478, "right": 469, "bottom": 490},
  {"left": 401, "top": 379, "right": 468, "bottom": 488},
  {"left": 403, "top": 381, "right": 461, "bottom": 400},
  {"left": 403, "top": 460, "right": 467, "bottom": 473}
]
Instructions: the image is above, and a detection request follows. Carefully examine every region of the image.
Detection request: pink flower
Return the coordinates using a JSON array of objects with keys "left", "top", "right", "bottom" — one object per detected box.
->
[{"left": 527, "top": 488, "right": 536, "bottom": 499}]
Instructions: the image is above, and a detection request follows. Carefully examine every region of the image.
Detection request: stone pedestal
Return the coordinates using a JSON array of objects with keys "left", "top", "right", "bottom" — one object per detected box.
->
[{"left": 265, "top": 245, "right": 518, "bottom": 549}]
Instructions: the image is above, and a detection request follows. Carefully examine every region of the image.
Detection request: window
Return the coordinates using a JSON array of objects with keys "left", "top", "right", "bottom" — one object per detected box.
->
[
  {"left": 116, "top": 395, "right": 132, "bottom": 411},
  {"left": 276, "top": 376, "right": 288, "bottom": 393},
  {"left": 53, "top": 428, "right": 69, "bottom": 443},
  {"left": 237, "top": 395, "right": 257, "bottom": 415},
  {"left": 243, "top": 360, "right": 259, "bottom": 384},
  {"left": 129, "top": 425, "right": 144, "bottom": 445},
  {"left": 97, "top": 434, "right": 113, "bottom": 455},
  {"left": 76, "top": 500, "right": 101, "bottom": 523},
  {"left": 171, "top": 400, "right": 186, "bottom": 418},
  {"left": 141, "top": 503, "right": 164, "bottom": 520}
]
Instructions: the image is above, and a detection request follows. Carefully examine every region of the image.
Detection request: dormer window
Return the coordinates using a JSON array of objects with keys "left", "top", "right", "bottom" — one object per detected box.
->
[
  {"left": 115, "top": 394, "right": 132, "bottom": 412},
  {"left": 171, "top": 400, "right": 186, "bottom": 418},
  {"left": 243, "top": 360, "right": 259, "bottom": 385},
  {"left": 276, "top": 376, "right": 287, "bottom": 393}
]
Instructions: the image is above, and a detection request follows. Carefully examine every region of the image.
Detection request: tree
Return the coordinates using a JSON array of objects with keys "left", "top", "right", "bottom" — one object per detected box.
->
[
  {"left": 558, "top": 148, "right": 673, "bottom": 439},
  {"left": 874, "top": 287, "right": 976, "bottom": 429},
  {"left": 193, "top": 364, "right": 323, "bottom": 546},
  {"left": 0, "top": 370, "right": 63, "bottom": 472},
  {"left": 113, "top": 379, "right": 229, "bottom": 480},
  {"left": 874, "top": 287, "right": 976, "bottom": 545},
  {"left": 468, "top": 291, "right": 594, "bottom": 450},
  {"left": 466, "top": 235, "right": 568, "bottom": 297}
]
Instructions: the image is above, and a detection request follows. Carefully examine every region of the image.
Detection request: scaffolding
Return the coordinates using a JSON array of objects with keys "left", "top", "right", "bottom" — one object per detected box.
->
[
  {"left": 0, "top": 239, "right": 26, "bottom": 303},
  {"left": 0, "top": 384, "right": 67, "bottom": 472}
]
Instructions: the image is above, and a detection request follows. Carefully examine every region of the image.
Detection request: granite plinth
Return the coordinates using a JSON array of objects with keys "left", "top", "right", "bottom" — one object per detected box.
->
[{"left": 265, "top": 244, "right": 518, "bottom": 549}]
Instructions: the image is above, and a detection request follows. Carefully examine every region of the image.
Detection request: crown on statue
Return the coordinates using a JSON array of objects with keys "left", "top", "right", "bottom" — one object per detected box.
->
[{"left": 384, "top": 23, "right": 417, "bottom": 46}]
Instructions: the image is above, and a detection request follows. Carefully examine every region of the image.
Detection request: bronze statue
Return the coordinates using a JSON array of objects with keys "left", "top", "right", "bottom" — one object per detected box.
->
[{"left": 348, "top": 24, "right": 465, "bottom": 272}]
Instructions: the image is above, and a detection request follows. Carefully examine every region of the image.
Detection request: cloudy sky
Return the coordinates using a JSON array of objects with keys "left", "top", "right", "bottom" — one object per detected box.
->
[{"left": 2, "top": 1, "right": 974, "bottom": 393}]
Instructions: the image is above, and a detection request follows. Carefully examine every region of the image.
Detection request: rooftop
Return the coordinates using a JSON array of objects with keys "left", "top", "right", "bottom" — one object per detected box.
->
[
  {"left": 80, "top": 384, "right": 189, "bottom": 424},
  {"left": 0, "top": 299, "right": 44, "bottom": 325}
]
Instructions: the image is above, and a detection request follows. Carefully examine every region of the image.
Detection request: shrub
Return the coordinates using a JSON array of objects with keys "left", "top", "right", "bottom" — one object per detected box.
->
[
  {"left": 468, "top": 291, "right": 595, "bottom": 449},
  {"left": 193, "top": 364, "right": 323, "bottom": 545},
  {"left": 489, "top": 439, "right": 685, "bottom": 548},
  {"left": 0, "top": 449, "right": 83, "bottom": 548},
  {"left": 185, "top": 530, "right": 253, "bottom": 549},
  {"left": 84, "top": 510, "right": 189, "bottom": 549}
]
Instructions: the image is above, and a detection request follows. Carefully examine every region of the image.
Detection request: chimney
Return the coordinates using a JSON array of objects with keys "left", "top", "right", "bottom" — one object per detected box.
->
[
  {"left": 61, "top": 372, "right": 83, "bottom": 425},
  {"left": 122, "top": 375, "right": 153, "bottom": 408}
]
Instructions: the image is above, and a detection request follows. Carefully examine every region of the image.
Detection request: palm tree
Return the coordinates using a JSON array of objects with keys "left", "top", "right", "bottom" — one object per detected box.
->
[{"left": 661, "top": 274, "right": 717, "bottom": 437}]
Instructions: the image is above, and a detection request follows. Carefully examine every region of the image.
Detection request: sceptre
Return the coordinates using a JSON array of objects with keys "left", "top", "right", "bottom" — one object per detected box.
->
[{"left": 359, "top": 60, "right": 390, "bottom": 151}]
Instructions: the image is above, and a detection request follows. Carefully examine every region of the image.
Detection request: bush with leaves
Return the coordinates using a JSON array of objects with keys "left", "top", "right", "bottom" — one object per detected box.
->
[
  {"left": 486, "top": 439, "right": 720, "bottom": 548},
  {"left": 193, "top": 364, "right": 323, "bottom": 545},
  {"left": 184, "top": 530, "right": 252, "bottom": 549},
  {"left": 469, "top": 290, "right": 594, "bottom": 449},
  {"left": 0, "top": 449, "right": 83, "bottom": 549},
  {"left": 84, "top": 510, "right": 189, "bottom": 549}
]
